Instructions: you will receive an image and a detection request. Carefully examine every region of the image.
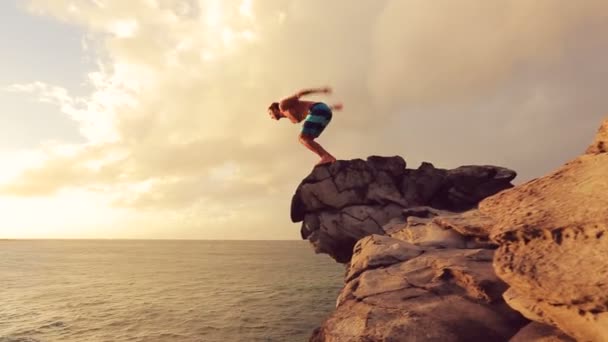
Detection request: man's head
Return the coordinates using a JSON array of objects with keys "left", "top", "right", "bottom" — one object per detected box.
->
[{"left": 268, "top": 102, "right": 282, "bottom": 120}]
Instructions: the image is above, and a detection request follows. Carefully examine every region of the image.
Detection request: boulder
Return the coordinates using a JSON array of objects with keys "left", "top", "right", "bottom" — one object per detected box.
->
[
  {"left": 311, "top": 235, "right": 527, "bottom": 341},
  {"left": 292, "top": 156, "right": 516, "bottom": 262},
  {"left": 479, "top": 117, "right": 608, "bottom": 341}
]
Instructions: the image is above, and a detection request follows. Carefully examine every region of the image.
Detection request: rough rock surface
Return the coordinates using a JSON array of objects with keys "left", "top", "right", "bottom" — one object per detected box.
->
[
  {"left": 509, "top": 323, "right": 575, "bottom": 342},
  {"left": 299, "top": 117, "right": 608, "bottom": 341},
  {"left": 387, "top": 207, "right": 498, "bottom": 250},
  {"left": 292, "top": 156, "right": 516, "bottom": 263},
  {"left": 478, "top": 117, "right": 608, "bottom": 342},
  {"left": 310, "top": 234, "right": 527, "bottom": 341}
]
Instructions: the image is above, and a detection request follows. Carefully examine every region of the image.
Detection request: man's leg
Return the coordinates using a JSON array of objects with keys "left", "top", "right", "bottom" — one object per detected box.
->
[{"left": 299, "top": 133, "right": 336, "bottom": 165}]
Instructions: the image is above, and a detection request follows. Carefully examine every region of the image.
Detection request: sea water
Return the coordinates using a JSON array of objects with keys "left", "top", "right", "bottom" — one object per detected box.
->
[{"left": 0, "top": 240, "right": 344, "bottom": 342}]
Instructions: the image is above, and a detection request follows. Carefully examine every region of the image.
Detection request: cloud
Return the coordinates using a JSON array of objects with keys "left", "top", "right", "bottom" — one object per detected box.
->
[
  {"left": 369, "top": 0, "right": 608, "bottom": 108},
  {"left": 5, "top": 80, "right": 122, "bottom": 142},
  {"left": 3, "top": 0, "right": 608, "bottom": 238},
  {"left": 0, "top": 142, "right": 125, "bottom": 196}
]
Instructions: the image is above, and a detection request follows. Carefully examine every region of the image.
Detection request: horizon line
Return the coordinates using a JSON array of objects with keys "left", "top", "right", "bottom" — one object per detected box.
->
[{"left": 0, "top": 238, "right": 303, "bottom": 241}]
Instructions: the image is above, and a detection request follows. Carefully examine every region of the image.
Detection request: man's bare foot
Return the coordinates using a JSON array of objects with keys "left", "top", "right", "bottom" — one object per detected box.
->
[{"left": 316, "top": 155, "right": 337, "bottom": 166}]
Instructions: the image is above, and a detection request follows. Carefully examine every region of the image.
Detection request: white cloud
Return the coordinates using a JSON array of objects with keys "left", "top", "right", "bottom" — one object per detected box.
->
[
  {"left": 3, "top": 0, "right": 607, "bottom": 238},
  {"left": 5, "top": 75, "right": 131, "bottom": 143},
  {"left": 109, "top": 18, "right": 139, "bottom": 38}
]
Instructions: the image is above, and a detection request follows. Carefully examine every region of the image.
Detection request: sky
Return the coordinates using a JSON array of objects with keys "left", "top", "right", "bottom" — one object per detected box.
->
[{"left": 0, "top": 0, "right": 607, "bottom": 240}]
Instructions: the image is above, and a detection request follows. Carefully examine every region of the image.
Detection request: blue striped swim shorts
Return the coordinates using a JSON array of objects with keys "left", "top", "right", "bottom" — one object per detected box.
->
[{"left": 301, "top": 102, "right": 332, "bottom": 138}]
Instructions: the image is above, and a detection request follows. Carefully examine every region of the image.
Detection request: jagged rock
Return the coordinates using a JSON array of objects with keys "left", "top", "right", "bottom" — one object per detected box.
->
[
  {"left": 479, "top": 117, "right": 608, "bottom": 341},
  {"left": 401, "top": 162, "right": 447, "bottom": 206},
  {"left": 366, "top": 155, "right": 407, "bottom": 177},
  {"left": 311, "top": 235, "right": 527, "bottom": 342},
  {"left": 345, "top": 235, "right": 423, "bottom": 282},
  {"left": 299, "top": 177, "right": 367, "bottom": 211},
  {"left": 441, "top": 165, "right": 516, "bottom": 210},
  {"left": 366, "top": 170, "right": 408, "bottom": 206},
  {"left": 384, "top": 208, "right": 497, "bottom": 250},
  {"left": 433, "top": 209, "right": 495, "bottom": 239},
  {"left": 304, "top": 204, "right": 404, "bottom": 263},
  {"left": 509, "top": 323, "right": 575, "bottom": 342},
  {"left": 389, "top": 216, "right": 468, "bottom": 249},
  {"left": 292, "top": 156, "right": 516, "bottom": 263},
  {"left": 307, "top": 230, "right": 356, "bottom": 265}
]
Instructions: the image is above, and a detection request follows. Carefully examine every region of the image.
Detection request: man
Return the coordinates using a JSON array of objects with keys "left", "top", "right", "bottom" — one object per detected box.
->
[{"left": 268, "top": 86, "right": 343, "bottom": 166}]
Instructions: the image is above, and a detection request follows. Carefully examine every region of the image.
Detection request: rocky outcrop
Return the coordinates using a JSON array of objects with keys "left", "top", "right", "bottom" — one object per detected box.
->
[
  {"left": 291, "top": 158, "right": 523, "bottom": 341},
  {"left": 477, "top": 117, "right": 608, "bottom": 341},
  {"left": 291, "top": 156, "right": 516, "bottom": 263},
  {"left": 310, "top": 219, "right": 527, "bottom": 341},
  {"left": 298, "top": 117, "right": 608, "bottom": 341}
]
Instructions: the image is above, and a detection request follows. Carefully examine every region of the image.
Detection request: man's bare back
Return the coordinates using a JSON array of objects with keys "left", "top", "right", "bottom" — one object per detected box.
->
[
  {"left": 267, "top": 87, "right": 343, "bottom": 165},
  {"left": 278, "top": 97, "right": 316, "bottom": 123}
]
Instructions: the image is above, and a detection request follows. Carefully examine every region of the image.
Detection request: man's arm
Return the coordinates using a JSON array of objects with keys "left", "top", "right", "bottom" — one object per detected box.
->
[
  {"left": 280, "top": 86, "right": 332, "bottom": 109},
  {"left": 296, "top": 86, "right": 332, "bottom": 97}
]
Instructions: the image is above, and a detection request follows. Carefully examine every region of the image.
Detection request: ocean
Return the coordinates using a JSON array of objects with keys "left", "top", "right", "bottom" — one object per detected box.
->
[{"left": 0, "top": 240, "right": 344, "bottom": 342}]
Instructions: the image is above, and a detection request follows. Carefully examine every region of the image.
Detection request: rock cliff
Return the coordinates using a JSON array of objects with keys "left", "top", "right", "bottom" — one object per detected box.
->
[
  {"left": 479, "top": 117, "right": 608, "bottom": 341},
  {"left": 293, "top": 117, "right": 608, "bottom": 341},
  {"left": 291, "top": 157, "right": 515, "bottom": 263}
]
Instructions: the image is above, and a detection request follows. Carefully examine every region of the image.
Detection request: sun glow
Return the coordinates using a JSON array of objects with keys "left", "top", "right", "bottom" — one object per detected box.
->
[
  {"left": 0, "top": 150, "right": 46, "bottom": 184},
  {"left": 239, "top": 0, "right": 254, "bottom": 19},
  {"left": 0, "top": 190, "right": 129, "bottom": 239},
  {"left": 204, "top": 0, "right": 223, "bottom": 28},
  {"left": 109, "top": 19, "right": 139, "bottom": 38}
]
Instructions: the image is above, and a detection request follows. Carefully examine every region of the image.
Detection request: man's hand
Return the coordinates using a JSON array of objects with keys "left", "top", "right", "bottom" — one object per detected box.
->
[{"left": 330, "top": 103, "right": 343, "bottom": 111}]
